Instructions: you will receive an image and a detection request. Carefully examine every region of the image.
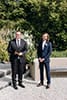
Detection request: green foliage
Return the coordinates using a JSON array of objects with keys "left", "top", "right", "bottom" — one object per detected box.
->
[
  {"left": 26, "top": 46, "right": 37, "bottom": 63},
  {"left": 51, "top": 50, "right": 67, "bottom": 57},
  {"left": 0, "top": 38, "right": 9, "bottom": 62},
  {"left": 23, "top": 31, "right": 37, "bottom": 63},
  {"left": 0, "top": 0, "right": 67, "bottom": 50}
]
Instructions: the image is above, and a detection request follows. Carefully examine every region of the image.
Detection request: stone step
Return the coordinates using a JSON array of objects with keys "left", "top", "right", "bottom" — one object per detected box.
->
[
  {"left": 0, "top": 69, "right": 11, "bottom": 77},
  {"left": 0, "top": 75, "right": 11, "bottom": 90},
  {"left": 0, "top": 69, "right": 11, "bottom": 78},
  {"left": 0, "top": 71, "right": 4, "bottom": 78},
  {"left": 51, "top": 68, "right": 67, "bottom": 77},
  {"left": 51, "top": 71, "right": 67, "bottom": 77},
  {"left": 0, "top": 63, "right": 30, "bottom": 79},
  {"left": 0, "top": 62, "right": 67, "bottom": 79},
  {"left": 0, "top": 63, "right": 11, "bottom": 78}
]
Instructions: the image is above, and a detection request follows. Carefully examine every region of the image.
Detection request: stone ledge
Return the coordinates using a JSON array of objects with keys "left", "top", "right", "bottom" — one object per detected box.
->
[
  {"left": 0, "top": 70, "right": 11, "bottom": 78},
  {"left": 30, "top": 58, "right": 67, "bottom": 81},
  {"left": 0, "top": 69, "right": 11, "bottom": 75},
  {"left": 0, "top": 63, "right": 11, "bottom": 78},
  {"left": 50, "top": 57, "right": 67, "bottom": 67},
  {"left": 51, "top": 67, "right": 67, "bottom": 77},
  {"left": 51, "top": 71, "right": 67, "bottom": 77}
]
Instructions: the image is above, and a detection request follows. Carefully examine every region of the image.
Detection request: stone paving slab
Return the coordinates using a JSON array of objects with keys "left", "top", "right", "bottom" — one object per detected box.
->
[{"left": 0, "top": 76, "right": 67, "bottom": 100}]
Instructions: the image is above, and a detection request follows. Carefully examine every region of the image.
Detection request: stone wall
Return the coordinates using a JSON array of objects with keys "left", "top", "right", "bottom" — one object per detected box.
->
[{"left": 30, "top": 58, "right": 67, "bottom": 81}]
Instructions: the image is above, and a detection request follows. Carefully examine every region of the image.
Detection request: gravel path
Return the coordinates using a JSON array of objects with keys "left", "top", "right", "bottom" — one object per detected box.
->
[{"left": 0, "top": 77, "right": 67, "bottom": 100}]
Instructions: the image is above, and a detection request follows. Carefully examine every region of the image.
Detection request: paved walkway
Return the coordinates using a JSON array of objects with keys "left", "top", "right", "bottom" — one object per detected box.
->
[
  {"left": 0, "top": 62, "right": 67, "bottom": 100},
  {"left": 0, "top": 76, "right": 67, "bottom": 100}
]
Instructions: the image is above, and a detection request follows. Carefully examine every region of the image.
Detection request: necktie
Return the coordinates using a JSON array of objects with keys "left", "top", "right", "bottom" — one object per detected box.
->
[{"left": 17, "top": 39, "right": 19, "bottom": 47}]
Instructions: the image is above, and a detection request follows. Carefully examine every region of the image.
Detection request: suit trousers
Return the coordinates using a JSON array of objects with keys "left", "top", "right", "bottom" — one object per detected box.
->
[
  {"left": 39, "top": 61, "right": 51, "bottom": 85},
  {"left": 11, "top": 58, "right": 24, "bottom": 84}
]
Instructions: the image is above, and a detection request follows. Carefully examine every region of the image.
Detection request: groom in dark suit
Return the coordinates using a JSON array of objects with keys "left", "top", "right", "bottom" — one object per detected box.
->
[
  {"left": 8, "top": 31, "right": 27, "bottom": 90},
  {"left": 37, "top": 33, "right": 52, "bottom": 89}
]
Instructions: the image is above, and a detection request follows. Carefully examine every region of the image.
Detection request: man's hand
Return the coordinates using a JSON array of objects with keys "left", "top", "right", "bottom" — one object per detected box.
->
[
  {"left": 39, "top": 58, "right": 45, "bottom": 62},
  {"left": 18, "top": 52, "right": 23, "bottom": 56},
  {"left": 39, "top": 58, "right": 42, "bottom": 61},
  {"left": 40, "top": 58, "right": 45, "bottom": 62},
  {"left": 14, "top": 51, "right": 23, "bottom": 56},
  {"left": 14, "top": 51, "right": 19, "bottom": 55}
]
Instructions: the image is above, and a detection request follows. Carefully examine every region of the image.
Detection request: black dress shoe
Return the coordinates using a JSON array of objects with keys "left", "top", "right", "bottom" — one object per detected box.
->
[
  {"left": 13, "top": 85, "right": 18, "bottom": 90},
  {"left": 46, "top": 84, "right": 50, "bottom": 89},
  {"left": 37, "top": 82, "right": 43, "bottom": 87},
  {"left": 18, "top": 84, "right": 25, "bottom": 88}
]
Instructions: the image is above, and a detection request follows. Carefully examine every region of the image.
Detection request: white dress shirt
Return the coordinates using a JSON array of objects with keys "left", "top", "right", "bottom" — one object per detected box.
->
[
  {"left": 16, "top": 39, "right": 21, "bottom": 47},
  {"left": 42, "top": 40, "right": 46, "bottom": 50}
]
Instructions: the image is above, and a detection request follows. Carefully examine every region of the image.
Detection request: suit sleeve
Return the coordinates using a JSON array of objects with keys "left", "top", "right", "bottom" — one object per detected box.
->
[
  {"left": 7, "top": 41, "right": 14, "bottom": 54},
  {"left": 22, "top": 42, "right": 27, "bottom": 55},
  {"left": 37, "top": 41, "right": 42, "bottom": 58},
  {"left": 37, "top": 43, "right": 40, "bottom": 58},
  {"left": 45, "top": 42, "right": 52, "bottom": 59}
]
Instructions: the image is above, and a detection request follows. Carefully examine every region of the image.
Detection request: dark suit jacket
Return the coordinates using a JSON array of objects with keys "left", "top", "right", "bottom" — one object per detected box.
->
[
  {"left": 7, "top": 38, "right": 27, "bottom": 64},
  {"left": 37, "top": 40, "right": 52, "bottom": 63}
]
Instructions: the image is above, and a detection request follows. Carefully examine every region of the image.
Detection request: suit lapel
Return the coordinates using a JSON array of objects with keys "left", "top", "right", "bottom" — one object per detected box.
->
[
  {"left": 42, "top": 41, "right": 49, "bottom": 50},
  {"left": 14, "top": 39, "right": 17, "bottom": 48}
]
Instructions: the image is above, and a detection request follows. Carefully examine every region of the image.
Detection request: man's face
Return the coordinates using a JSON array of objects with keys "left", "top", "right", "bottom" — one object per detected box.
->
[
  {"left": 42, "top": 34, "right": 48, "bottom": 41},
  {"left": 16, "top": 32, "right": 21, "bottom": 39}
]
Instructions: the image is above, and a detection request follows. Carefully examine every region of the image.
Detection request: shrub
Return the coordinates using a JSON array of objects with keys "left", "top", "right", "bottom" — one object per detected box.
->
[
  {"left": 51, "top": 50, "right": 67, "bottom": 57},
  {"left": 26, "top": 46, "right": 37, "bottom": 63},
  {"left": 23, "top": 31, "right": 37, "bottom": 63},
  {"left": 0, "top": 38, "right": 9, "bottom": 62}
]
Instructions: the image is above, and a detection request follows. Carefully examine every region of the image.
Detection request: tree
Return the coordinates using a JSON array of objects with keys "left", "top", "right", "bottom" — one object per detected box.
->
[{"left": 0, "top": 0, "right": 67, "bottom": 50}]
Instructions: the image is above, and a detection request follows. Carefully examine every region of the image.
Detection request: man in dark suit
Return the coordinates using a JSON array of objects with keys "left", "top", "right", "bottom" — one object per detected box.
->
[
  {"left": 8, "top": 31, "right": 27, "bottom": 90},
  {"left": 37, "top": 33, "right": 52, "bottom": 89}
]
